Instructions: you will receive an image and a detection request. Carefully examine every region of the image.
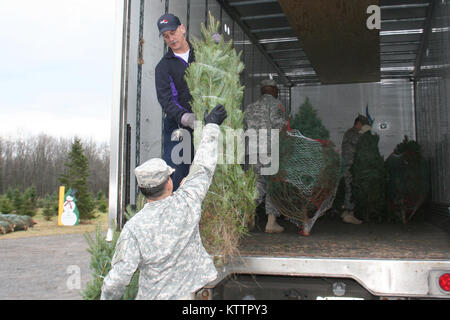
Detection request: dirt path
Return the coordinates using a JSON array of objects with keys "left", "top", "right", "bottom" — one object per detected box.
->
[{"left": 0, "top": 233, "right": 94, "bottom": 300}]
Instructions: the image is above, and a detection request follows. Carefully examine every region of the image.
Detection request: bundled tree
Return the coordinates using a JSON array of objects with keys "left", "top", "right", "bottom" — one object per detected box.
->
[
  {"left": 185, "top": 13, "right": 257, "bottom": 260},
  {"left": 351, "top": 130, "right": 387, "bottom": 223},
  {"left": 268, "top": 98, "right": 341, "bottom": 235},
  {"left": 60, "top": 138, "right": 96, "bottom": 220},
  {"left": 385, "top": 136, "right": 428, "bottom": 223}
]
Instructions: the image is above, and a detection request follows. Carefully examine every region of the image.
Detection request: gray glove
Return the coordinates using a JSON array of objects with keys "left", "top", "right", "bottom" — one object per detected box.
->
[
  {"left": 212, "top": 33, "right": 221, "bottom": 44},
  {"left": 181, "top": 113, "right": 196, "bottom": 130}
]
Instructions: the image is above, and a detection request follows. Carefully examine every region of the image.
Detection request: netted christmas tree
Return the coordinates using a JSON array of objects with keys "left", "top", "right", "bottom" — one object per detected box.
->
[
  {"left": 290, "top": 97, "right": 330, "bottom": 140},
  {"left": 185, "top": 13, "right": 257, "bottom": 262},
  {"left": 267, "top": 98, "right": 341, "bottom": 235},
  {"left": 351, "top": 130, "right": 387, "bottom": 223},
  {"left": 385, "top": 136, "right": 429, "bottom": 223}
]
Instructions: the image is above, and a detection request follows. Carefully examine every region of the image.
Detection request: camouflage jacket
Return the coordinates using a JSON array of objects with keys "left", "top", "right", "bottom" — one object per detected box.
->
[
  {"left": 100, "top": 124, "right": 220, "bottom": 300},
  {"left": 341, "top": 127, "right": 361, "bottom": 165},
  {"left": 243, "top": 94, "right": 287, "bottom": 163},
  {"left": 244, "top": 94, "right": 287, "bottom": 132}
]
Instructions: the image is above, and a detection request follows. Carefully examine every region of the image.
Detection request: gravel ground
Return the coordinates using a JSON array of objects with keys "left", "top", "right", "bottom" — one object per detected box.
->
[{"left": 0, "top": 233, "right": 94, "bottom": 300}]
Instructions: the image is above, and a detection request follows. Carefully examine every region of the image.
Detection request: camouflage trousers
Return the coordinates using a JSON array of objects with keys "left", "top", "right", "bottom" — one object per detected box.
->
[
  {"left": 343, "top": 164, "right": 355, "bottom": 211},
  {"left": 253, "top": 165, "right": 280, "bottom": 217}
]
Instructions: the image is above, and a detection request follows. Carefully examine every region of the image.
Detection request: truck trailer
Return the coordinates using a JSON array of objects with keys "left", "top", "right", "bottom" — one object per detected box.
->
[{"left": 107, "top": 0, "right": 450, "bottom": 300}]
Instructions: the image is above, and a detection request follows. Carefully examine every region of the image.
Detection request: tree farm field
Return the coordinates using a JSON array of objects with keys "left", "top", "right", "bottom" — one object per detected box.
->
[{"left": 0, "top": 209, "right": 108, "bottom": 240}]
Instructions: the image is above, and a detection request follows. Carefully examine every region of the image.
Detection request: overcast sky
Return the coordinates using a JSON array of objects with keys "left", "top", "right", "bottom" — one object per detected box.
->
[{"left": 0, "top": 0, "right": 115, "bottom": 143}]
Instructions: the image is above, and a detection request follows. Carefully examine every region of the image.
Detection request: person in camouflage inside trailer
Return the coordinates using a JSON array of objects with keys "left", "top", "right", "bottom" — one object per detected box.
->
[
  {"left": 244, "top": 79, "right": 288, "bottom": 233},
  {"left": 100, "top": 105, "right": 227, "bottom": 300},
  {"left": 340, "top": 114, "right": 370, "bottom": 224}
]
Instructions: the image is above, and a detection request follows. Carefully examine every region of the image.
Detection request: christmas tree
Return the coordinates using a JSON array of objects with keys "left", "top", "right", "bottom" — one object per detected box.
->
[
  {"left": 60, "top": 138, "right": 96, "bottom": 220},
  {"left": 185, "top": 12, "right": 257, "bottom": 261},
  {"left": 268, "top": 98, "right": 340, "bottom": 235},
  {"left": 385, "top": 136, "right": 428, "bottom": 223},
  {"left": 290, "top": 97, "right": 330, "bottom": 140},
  {"left": 351, "top": 130, "right": 387, "bottom": 223}
]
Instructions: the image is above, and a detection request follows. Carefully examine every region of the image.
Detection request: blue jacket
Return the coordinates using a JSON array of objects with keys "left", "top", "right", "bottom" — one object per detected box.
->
[{"left": 155, "top": 42, "right": 195, "bottom": 128}]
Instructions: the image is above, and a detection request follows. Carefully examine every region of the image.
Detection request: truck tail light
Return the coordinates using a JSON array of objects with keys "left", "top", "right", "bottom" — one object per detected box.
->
[{"left": 439, "top": 273, "right": 450, "bottom": 292}]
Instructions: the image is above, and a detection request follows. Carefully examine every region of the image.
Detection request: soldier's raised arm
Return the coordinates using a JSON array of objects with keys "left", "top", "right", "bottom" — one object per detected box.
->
[{"left": 176, "top": 104, "right": 227, "bottom": 203}]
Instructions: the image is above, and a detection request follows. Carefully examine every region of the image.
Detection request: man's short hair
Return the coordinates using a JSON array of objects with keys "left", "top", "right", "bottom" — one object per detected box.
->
[
  {"left": 354, "top": 115, "right": 370, "bottom": 126},
  {"left": 139, "top": 177, "right": 169, "bottom": 199}
]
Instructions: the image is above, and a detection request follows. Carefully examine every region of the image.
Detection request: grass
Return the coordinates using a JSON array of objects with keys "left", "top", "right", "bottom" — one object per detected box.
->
[{"left": 0, "top": 209, "right": 109, "bottom": 240}]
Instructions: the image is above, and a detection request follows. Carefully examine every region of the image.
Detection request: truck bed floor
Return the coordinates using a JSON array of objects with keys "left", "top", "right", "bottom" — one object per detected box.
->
[{"left": 238, "top": 218, "right": 450, "bottom": 260}]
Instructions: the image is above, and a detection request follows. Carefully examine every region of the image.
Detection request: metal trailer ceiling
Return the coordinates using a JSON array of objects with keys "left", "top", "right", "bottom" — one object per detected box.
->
[{"left": 220, "top": 0, "right": 435, "bottom": 86}]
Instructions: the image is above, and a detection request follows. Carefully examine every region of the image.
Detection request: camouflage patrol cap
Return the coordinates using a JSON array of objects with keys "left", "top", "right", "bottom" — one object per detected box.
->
[
  {"left": 261, "top": 79, "right": 278, "bottom": 87},
  {"left": 135, "top": 158, "right": 175, "bottom": 188}
]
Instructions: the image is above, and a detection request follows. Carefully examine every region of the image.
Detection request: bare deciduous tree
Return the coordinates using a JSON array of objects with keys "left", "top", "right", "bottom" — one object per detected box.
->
[{"left": 0, "top": 133, "right": 109, "bottom": 197}]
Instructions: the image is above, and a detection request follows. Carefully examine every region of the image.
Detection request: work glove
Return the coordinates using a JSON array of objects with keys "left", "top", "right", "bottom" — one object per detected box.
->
[
  {"left": 212, "top": 33, "right": 221, "bottom": 44},
  {"left": 204, "top": 104, "right": 227, "bottom": 126},
  {"left": 181, "top": 112, "right": 196, "bottom": 130}
]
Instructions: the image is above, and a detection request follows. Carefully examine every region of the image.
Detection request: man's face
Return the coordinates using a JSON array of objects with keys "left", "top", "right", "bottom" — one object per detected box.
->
[
  {"left": 355, "top": 121, "right": 363, "bottom": 131},
  {"left": 162, "top": 25, "right": 187, "bottom": 52}
]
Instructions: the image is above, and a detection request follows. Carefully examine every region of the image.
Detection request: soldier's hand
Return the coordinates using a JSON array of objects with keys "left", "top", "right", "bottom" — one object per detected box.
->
[{"left": 204, "top": 104, "right": 227, "bottom": 126}]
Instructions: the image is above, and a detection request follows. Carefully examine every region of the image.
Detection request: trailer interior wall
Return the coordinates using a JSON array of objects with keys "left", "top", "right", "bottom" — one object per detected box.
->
[
  {"left": 415, "top": 0, "right": 450, "bottom": 210},
  {"left": 290, "top": 80, "right": 415, "bottom": 158}
]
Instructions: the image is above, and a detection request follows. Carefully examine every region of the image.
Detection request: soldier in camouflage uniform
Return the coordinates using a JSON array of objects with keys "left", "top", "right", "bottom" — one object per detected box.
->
[
  {"left": 340, "top": 115, "right": 370, "bottom": 224},
  {"left": 100, "top": 105, "right": 227, "bottom": 300},
  {"left": 244, "top": 79, "right": 288, "bottom": 233}
]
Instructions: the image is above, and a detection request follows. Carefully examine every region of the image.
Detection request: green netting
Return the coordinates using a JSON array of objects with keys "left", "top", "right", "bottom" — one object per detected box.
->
[{"left": 268, "top": 129, "right": 342, "bottom": 235}]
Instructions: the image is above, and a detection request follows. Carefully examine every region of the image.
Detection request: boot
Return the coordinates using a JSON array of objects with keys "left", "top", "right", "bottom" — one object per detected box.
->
[
  {"left": 341, "top": 211, "right": 362, "bottom": 224},
  {"left": 265, "top": 213, "right": 284, "bottom": 233}
]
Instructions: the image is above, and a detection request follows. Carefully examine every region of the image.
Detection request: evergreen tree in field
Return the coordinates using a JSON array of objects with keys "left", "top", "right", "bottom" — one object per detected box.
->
[
  {"left": 290, "top": 97, "right": 330, "bottom": 140},
  {"left": 42, "top": 192, "right": 59, "bottom": 221},
  {"left": 96, "top": 191, "right": 108, "bottom": 213},
  {"left": 11, "top": 188, "right": 23, "bottom": 213},
  {"left": 21, "top": 186, "right": 38, "bottom": 217},
  {"left": 0, "top": 194, "right": 14, "bottom": 213},
  {"left": 60, "top": 137, "right": 96, "bottom": 220}
]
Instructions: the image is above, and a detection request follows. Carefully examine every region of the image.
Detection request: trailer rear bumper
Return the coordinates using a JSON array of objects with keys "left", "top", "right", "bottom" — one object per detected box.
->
[{"left": 202, "top": 256, "right": 450, "bottom": 299}]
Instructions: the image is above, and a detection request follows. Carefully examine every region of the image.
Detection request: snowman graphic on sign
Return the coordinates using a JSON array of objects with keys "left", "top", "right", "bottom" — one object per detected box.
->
[{"left": 61, "top": 188, "right": 79, "bottom": 226}]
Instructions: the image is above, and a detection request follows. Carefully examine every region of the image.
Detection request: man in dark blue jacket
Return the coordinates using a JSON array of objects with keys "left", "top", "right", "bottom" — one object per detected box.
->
[{"left": 155, "top": 13, "right": 196, "bottom": 191}]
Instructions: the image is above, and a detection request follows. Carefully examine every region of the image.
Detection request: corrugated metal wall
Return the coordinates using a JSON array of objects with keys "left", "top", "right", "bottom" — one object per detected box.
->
[
  {"left": 290, "top": 80, "right": 415, "bottom": 158},
  {"left": 415, "top": 0, "right": 450, "bottom": 204}
]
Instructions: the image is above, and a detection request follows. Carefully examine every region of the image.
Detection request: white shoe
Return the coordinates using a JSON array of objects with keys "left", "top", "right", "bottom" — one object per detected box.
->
[
  {"left": 265, "top": 214, "right": 284, "bottom": 233},
  {"left": 341, "top": 211, "right": 362, "bottom": 224}
]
